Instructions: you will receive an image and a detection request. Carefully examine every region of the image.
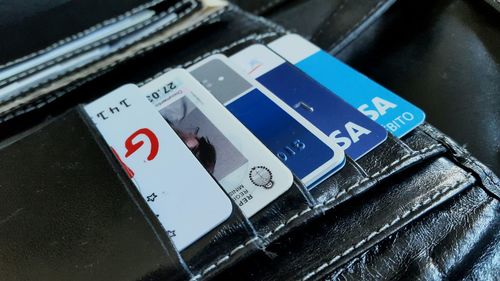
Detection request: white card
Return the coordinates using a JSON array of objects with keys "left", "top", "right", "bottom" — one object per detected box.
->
[
  {"left": 141, "top": 69, "right": 294, "bottom": 217},
  {"left": 189, "top": 55, "right": 345, "bottom": 189},
  {"left": 84, "top": 84, "right": 232, "bottom": 251}
]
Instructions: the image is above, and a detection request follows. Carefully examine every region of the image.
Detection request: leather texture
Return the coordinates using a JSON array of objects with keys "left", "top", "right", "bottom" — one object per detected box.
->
[
  {"left": 0, "top": 108, "right": 188, "bottom": 280},
  {"left": 0, "top": 0, "right": 498, "bottom": 280}
]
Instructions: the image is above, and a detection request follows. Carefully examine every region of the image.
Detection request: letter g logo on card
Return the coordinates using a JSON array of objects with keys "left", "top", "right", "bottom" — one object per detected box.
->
[{"left": 125, "top": 128, "right": 160, "bottom": 161}]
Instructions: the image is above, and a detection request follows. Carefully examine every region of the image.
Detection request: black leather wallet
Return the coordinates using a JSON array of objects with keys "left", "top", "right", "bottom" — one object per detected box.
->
[{"left": 0, "top": 0, "right": 498, "bottom": 280}]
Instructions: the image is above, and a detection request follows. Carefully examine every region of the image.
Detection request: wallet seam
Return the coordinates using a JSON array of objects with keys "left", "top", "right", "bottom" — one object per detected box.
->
[
  {"left": 262, "top": 144, "right": 444, "bottom": 240},
  {"left": 301, "top": 173, "right": 474, "bottom": 281},
  {"left": 0, "top": 0, "right": 174, "bottom": 70},
  {"left": 190, "top": 144, "right": 444, "bottom": 279},
  {"left": 0, "top": 0, "right": 197, "bottom": 88}
]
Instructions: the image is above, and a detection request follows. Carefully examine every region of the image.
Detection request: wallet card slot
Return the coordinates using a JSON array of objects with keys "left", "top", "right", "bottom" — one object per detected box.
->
[
  {"left": 214, "top": 157, "right": 475, "bottom": 281},
  {"left": 327, "top": 185, "right": 497, "bottom": 280},
  {"left": 134, "top": 8, "right": 453, "bottom": 275},
  {"left": 285, "top": 137, "right": 446, "bottom": 233},
  {"left": 0, "top": 0, "right": 198, "bottom": 89},
  {"left": 0, "top": 107, "right": 190, "bottom": 281},
  {"left": 300, "top": 161, "right": 475, "bottom": 281}
]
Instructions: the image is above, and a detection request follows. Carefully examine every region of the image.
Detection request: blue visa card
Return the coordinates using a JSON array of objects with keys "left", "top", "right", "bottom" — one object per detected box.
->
[
  {"left": 268, "top": 34, "right": 426, "bottom": 138},
  {"left": 189, "top": 55, "right": 345, "bottom": 189},
  {"left": 230, "top": 44, "right": 387, "bottom": 160}
]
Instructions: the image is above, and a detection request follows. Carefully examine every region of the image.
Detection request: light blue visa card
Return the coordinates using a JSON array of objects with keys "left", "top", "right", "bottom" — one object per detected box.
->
[{"left": 268, "top": 34, "right": 425, "bottom": 138}]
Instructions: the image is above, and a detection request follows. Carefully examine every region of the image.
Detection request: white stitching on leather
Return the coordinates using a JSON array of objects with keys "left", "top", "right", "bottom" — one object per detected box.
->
[
  {"left": 0, "top": 5, "right": 284, "bottom": 124},
  {"left": 191, "top": 144, "right": 444, "bottom": 280},
  {"left": 190, "top": 237, "right": 259, "bottom": 280},
  {"left": 323, "top": 144, "right": 443, "bottom": 205},
  {"left": 0, "top": 0, "right": 196, "bottom": 87},
  {"left": 301, "top": 174, "right": 472, "bottom": 280},
  {"left": 332, "top": 186, "right": 496, "bottom": 279},
  {"left": 0, "top": 1, "right": 206, "bottom": 122},
  {"left": 0, "top": 0, "right": 174, "bottom": 70}
]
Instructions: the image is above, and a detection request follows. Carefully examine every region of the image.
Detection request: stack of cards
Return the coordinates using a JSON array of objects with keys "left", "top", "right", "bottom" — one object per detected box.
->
[{"left": 85, "top": 34, "right": 425, "bottom": 251}]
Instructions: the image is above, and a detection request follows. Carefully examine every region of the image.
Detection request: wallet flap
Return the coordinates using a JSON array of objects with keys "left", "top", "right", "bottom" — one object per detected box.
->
[{"left": 0, "top": 108, "right": 189, "bottom": 281}]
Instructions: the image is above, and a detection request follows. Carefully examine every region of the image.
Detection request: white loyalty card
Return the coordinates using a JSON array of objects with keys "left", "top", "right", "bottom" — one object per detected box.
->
[
  {"left": 189, "top": 55, "right": 345, "bottom": 189},
  {"left": 268, "top": 34, "right": 425, "bottom": 138},
  {"left": 141, "top": 69, "right": 294, "bottom": 217},
  {"left": 84, "top": 84, "right": 232, "bottom": 251}
]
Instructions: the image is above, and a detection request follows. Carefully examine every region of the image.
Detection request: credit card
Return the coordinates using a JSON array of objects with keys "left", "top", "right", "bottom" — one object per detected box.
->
[
  {"left": 230, "top": 44, "right": 388, "bottom": 160},
  {"left": 84, "top": 84, "right": 232, "bottom": 251},
  {"left": 140, "top": 69, "right": 294, "bottom": 217},
  {"left": 189, "top": 55, "right": 345, "bottom": 189},
  {"left": 268, "top": 34, "right": 425, "bottom": 138}
]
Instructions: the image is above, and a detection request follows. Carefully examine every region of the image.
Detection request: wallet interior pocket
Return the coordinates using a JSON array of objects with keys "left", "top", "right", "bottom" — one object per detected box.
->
[
  {"left": 0, "top": 107, "right": 190, "bottom": 280},
  {"left": 0, "top": 0, "right": 210, "bottom": 121}
]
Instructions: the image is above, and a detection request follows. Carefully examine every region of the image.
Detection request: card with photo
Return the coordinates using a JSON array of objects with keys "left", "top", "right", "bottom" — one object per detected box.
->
[
  {"left": 141, "top": 69, "right": 295, "bottom": 217},
  {"left": 84, "top": 84, "right": 232, "bottom": 251}
]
